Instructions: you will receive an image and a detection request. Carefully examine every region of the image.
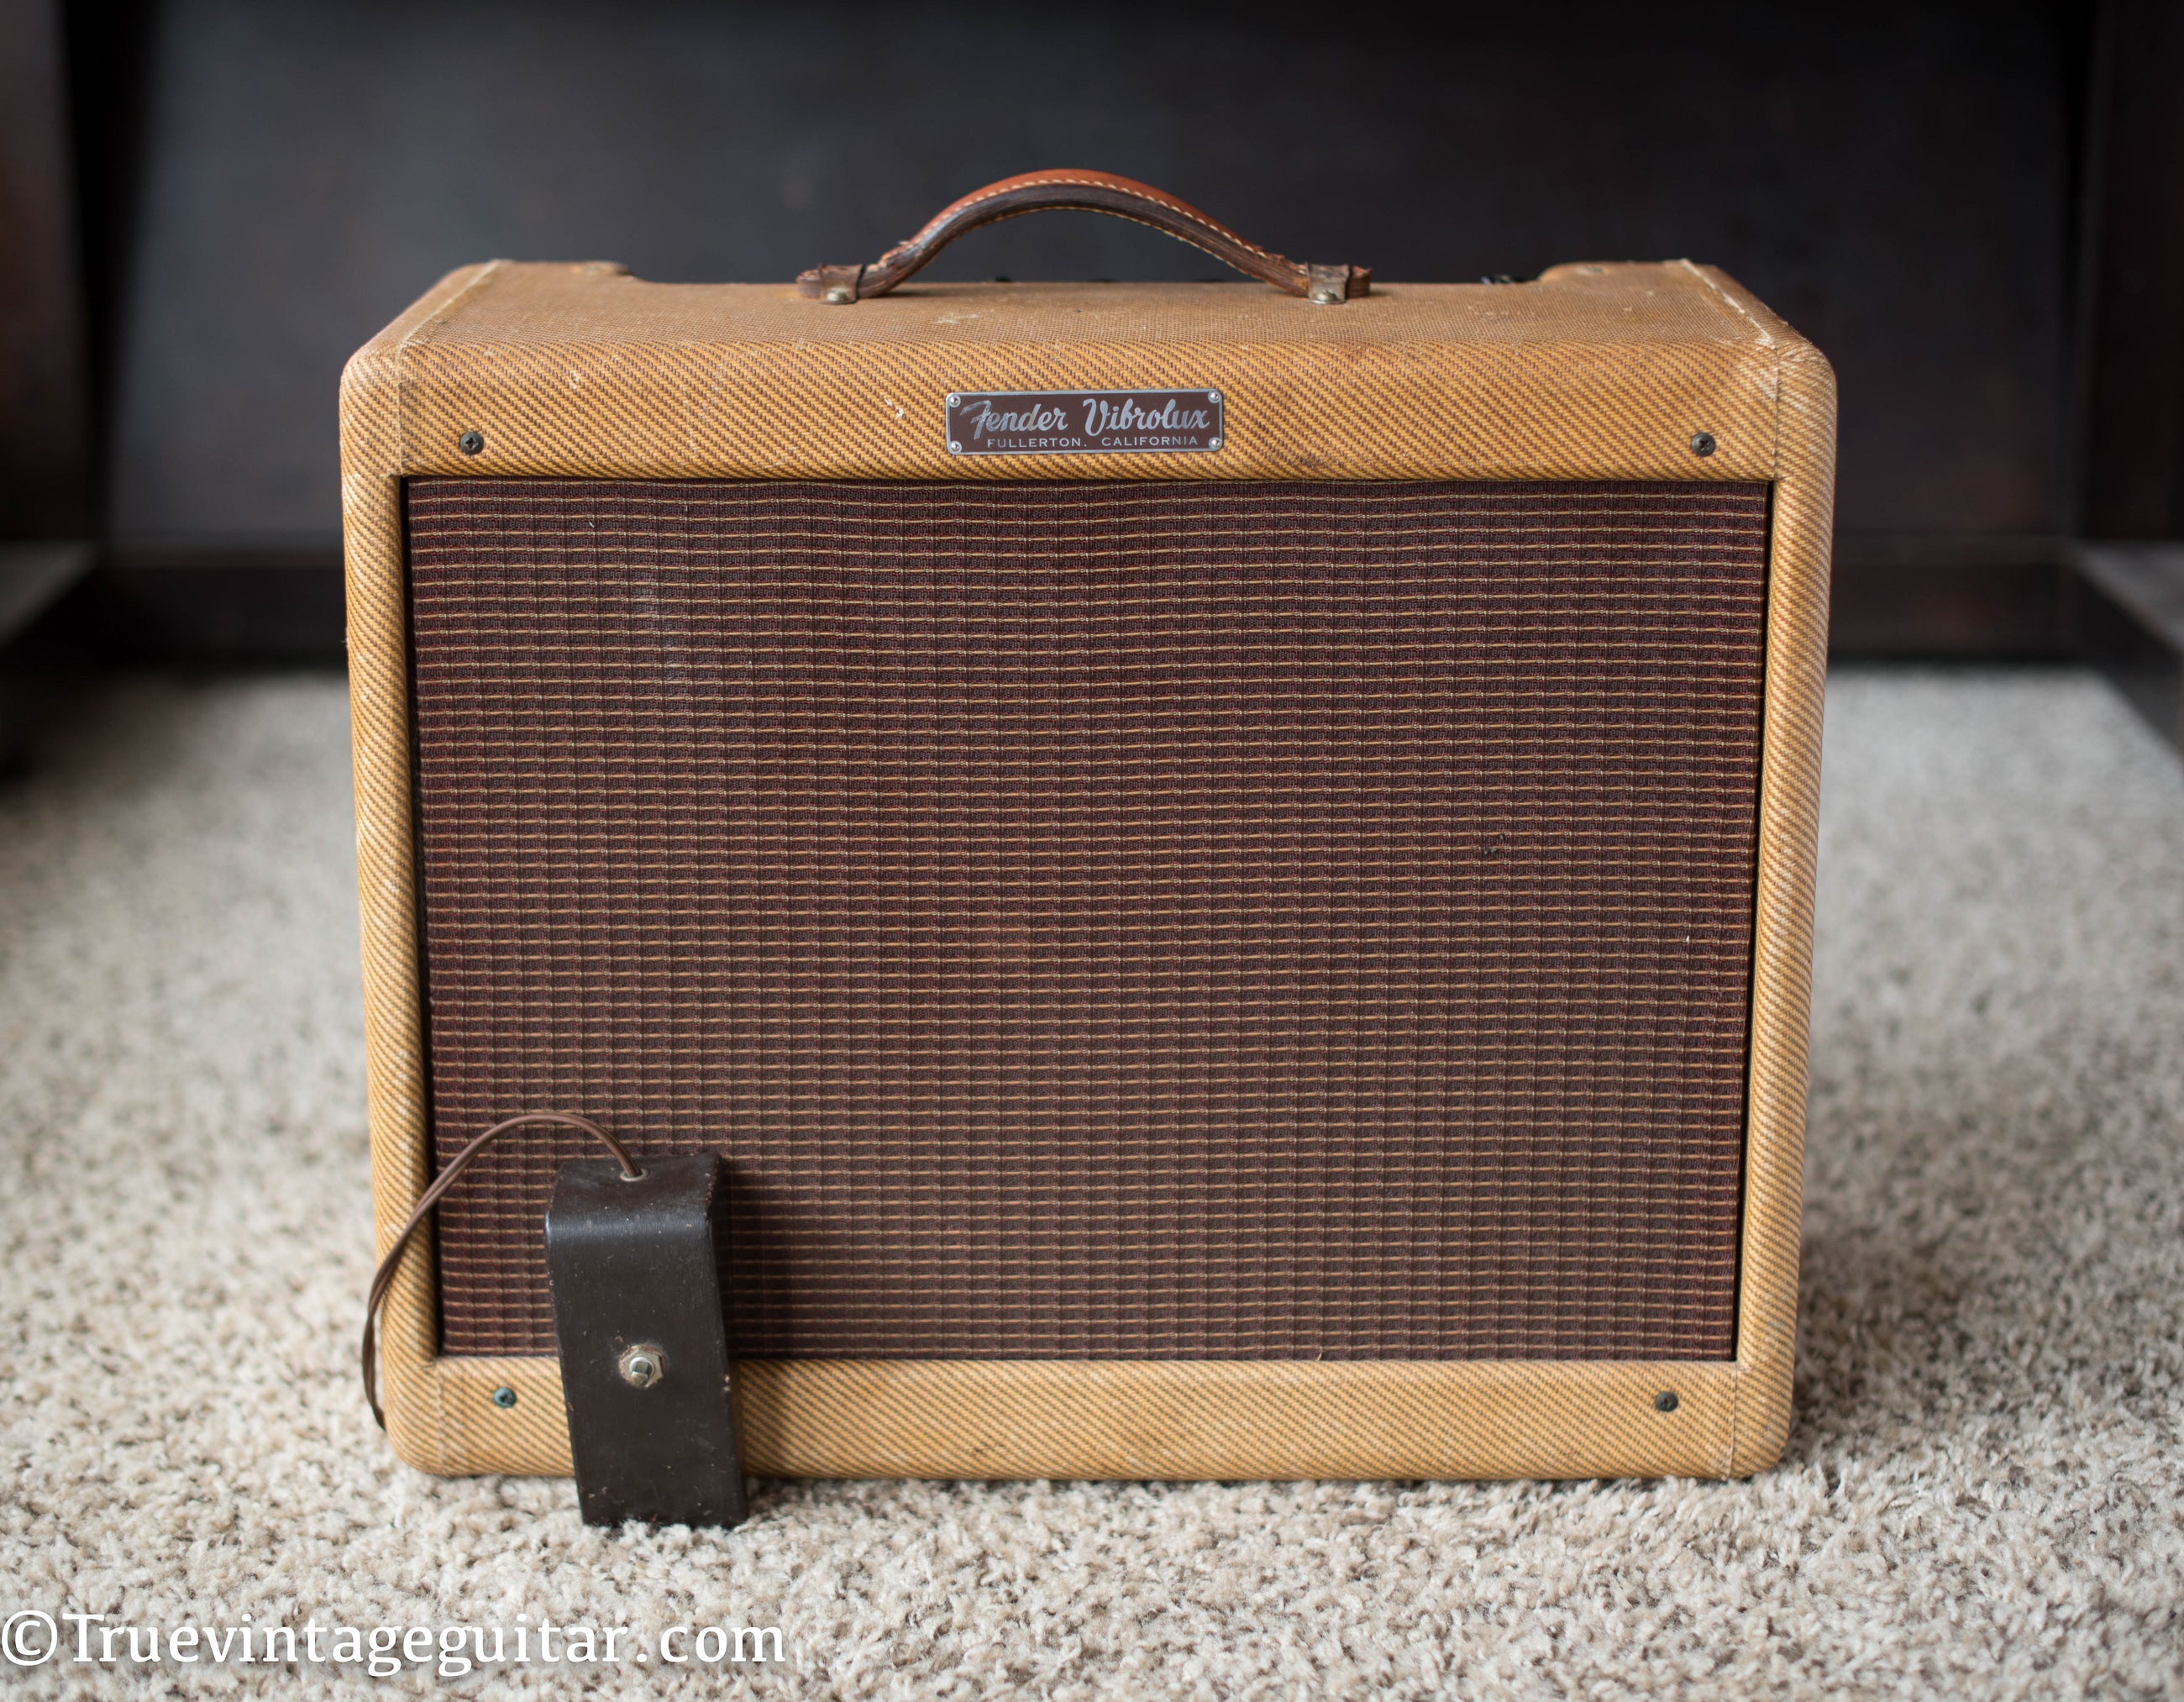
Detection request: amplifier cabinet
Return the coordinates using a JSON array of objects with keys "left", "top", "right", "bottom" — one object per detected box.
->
[{"left": 344, "top": 229, "right": 1833, "bottom": 1481}]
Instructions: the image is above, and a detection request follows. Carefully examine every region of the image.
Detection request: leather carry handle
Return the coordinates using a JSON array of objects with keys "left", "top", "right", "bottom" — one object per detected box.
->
[{"left": 797, "top": 170, "right": 1371, "bottom": 305}]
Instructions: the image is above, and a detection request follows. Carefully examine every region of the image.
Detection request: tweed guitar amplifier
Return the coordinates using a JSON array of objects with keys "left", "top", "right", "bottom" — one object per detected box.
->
[{"left": 345, "top": 171, "right": 1834, "bottom": 1484}]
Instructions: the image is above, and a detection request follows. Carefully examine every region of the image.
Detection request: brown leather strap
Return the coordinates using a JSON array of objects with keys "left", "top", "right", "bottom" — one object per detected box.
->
[
  {"left": 797, "top": 170, "right": 1371, "bottom": 304},
  {"left": 360, "top": 1111, "right": 642, "bottom": 1430}
]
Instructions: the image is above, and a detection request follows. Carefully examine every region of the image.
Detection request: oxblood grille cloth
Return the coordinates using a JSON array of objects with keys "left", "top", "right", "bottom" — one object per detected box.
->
[{"left": 405, "top": 478, "right": 1769, "bottom": 1362}]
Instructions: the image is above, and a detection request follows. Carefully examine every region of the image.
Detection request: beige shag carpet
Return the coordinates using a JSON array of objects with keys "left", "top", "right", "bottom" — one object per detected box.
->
[{"left": 0, "top": 666, "right": 2181, "bottom": 1699}]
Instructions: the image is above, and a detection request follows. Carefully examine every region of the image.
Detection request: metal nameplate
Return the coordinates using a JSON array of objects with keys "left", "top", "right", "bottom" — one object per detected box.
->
[{"left": 946, "top": 388, "right": 1224, "bottom": 455}]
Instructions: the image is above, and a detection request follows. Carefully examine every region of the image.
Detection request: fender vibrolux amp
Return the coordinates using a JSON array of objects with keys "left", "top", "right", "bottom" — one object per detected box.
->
[{"left": 346, "top": 171, "right": 1834, "bottom": 1485}]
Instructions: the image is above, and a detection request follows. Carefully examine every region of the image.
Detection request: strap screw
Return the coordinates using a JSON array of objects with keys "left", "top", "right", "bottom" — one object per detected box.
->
[
  {"left": 1690, "top": 432, "right": 1717, "bottom": 457},
  {"left": 1655, "top": 1389, "right": 1680, "bottom": 1412},
  {"left": 458, "top": 430, "right": 485, "bottom": 455},
  {"left": 618, "top": 1342, "right": 667, "bottom": 1389},
  {"left": 491, "top": 1385, "right": 517, "bottom": 1409}
]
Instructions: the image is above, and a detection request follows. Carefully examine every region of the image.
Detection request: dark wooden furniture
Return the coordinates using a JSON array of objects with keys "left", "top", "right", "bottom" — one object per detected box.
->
[{"left": 3, "top": 0, "right": 2181, "bottom": 691}]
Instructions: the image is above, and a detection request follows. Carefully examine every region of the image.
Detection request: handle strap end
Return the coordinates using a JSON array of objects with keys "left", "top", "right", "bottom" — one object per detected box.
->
[
  {"left": 796, "top": 263, "right": 864, "bottom": 304},
  {"left": 1306, "top": 263, "right": 1373, "bottom": 304}
]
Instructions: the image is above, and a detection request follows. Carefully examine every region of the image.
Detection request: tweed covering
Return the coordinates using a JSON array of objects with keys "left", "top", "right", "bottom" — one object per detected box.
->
[
  {"left": 339, "top": 259, "right": 1835, "bottom": 1479},
  {"left": 407, "top": 478, "right": 1770, "bottom": 1363}
]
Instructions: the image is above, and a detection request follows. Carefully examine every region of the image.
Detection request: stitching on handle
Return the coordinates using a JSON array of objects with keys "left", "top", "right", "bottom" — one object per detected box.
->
[
  {"left": 895, "top": 201, "right": 1295, "bottom": 285},
  {"left": 921, "top": 174, "right": 1290, "bottom": 267}
]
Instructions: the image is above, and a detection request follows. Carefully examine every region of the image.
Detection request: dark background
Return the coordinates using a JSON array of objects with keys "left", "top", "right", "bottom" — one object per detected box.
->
[{"left": 3, "top": 0, "right": 2182, "bottom": 670}]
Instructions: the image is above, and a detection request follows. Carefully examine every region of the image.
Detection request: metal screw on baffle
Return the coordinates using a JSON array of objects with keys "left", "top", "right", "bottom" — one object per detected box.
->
[
  {"left": 491, "top": 1386, "right": 517, "bottom": 1409},
  {"left": 1655, "top": 1390, "right": 1679, "bottom": 1413},
  {"left": 618, "top": 1342, "right": 666, "bottom": 1389},
  {"left": 459, "top": 430, "right": 486, "bottom": 456},
  {"left": 1690, "top": 432, "right": 1717, "bottom": 457}
]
